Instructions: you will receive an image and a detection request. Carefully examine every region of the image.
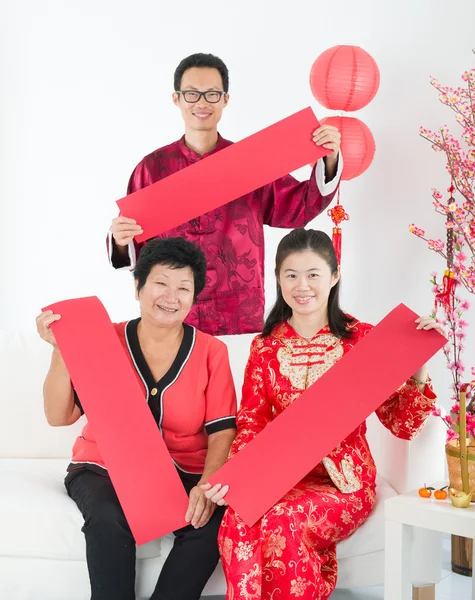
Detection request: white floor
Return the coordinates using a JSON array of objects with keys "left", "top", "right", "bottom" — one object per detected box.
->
[{"left": 201, "top": 535, "right": 472, "bottom": 599}]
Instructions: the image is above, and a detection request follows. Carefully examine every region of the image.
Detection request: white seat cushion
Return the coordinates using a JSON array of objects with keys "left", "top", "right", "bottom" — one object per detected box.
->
[
  {"left": 0, "top": 459, "right": 161, "bottom": 561},
  {"left": 0, "top": 457, "right": 396, "bottom": 566},
  {"left": 337, "top": 475, "right": 397, "bottom": 559}
]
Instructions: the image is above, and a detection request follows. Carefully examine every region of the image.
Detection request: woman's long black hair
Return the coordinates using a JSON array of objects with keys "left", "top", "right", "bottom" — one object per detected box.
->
[{"left": 262, "top": 228, "right": 354, "bottom": 338}]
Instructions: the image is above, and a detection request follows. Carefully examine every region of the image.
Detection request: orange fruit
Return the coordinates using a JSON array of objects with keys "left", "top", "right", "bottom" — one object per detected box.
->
[{"left": 434, "top": 487, "right": 448, "bottom": 500}]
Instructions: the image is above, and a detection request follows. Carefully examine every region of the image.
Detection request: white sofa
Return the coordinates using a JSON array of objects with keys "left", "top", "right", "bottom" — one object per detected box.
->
[{"left": 0, "top": 329, "right": 447, "bottom": 599}]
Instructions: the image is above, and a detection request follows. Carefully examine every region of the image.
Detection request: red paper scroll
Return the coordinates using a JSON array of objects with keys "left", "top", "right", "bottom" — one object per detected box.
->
[
  {"left": 43, "top": 297, "right": 189, "bottom": 544},
  {"left": 117, "top": 107, "right": 329, "bottom": 242},
  {"left": 209, "top": 304, "right": 445, "bottom": 526}
]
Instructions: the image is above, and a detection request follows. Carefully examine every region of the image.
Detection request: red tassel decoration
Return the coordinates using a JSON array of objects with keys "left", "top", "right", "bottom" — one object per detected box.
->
[
  {"left": 327, "top": 189, "right": 349, "bottom": 264},
  {"left": 435, "top": 269, "right": 456, "bottom": 313},
  {"left": 332, "top": 227, "right": 342, "bottom": 263},
  {"left": 434, "top": 181, "right": 457, "bottom": 313}
]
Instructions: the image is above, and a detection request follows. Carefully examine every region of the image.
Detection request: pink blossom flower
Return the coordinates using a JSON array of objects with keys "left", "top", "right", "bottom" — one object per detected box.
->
[
  {"left": 409, "top": 224, "right": 425, "bottom": 236},
  {"left": 428, "top": 239, "right": 445, "bottom": 251},
  {"left": 467, "top": 415, "right": 475, "bottom": 428},
  {"left": 447, "top": 429, "right": 458, "bottom": 442}
]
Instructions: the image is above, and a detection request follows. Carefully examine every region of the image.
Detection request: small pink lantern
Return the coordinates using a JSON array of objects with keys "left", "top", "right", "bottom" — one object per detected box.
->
[
  {"left": 321, "top": 116, "right": 376, "bottom": 181},
  {"left": 310, "top": 45, "right": 380, "bottom": 112}
]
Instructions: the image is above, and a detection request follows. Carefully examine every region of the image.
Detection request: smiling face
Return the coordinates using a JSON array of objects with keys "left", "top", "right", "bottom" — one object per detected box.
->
[
  {"left": 136, "top": 264, "right": 195, "bottom": 328},
  {"left": 278, "top": 250, "right": 340, "bottom": 319},
  {"left": 173, "top": 66, "right": 228, "bottom": 133}
]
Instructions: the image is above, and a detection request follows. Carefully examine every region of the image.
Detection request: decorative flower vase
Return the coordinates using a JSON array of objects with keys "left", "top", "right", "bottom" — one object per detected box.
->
[
  {"left": 445, "top": 385, "right": 474, "bottom": 577},
  {"left": 445, "top": 439, "right": 475, "bottom": 501}
]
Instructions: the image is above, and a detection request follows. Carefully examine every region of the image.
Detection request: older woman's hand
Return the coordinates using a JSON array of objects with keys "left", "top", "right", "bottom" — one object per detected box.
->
[
  {"left": 200, "top": 482, "right": 229, "bottom": 507},
  {"left": 185, "top": 486, "right": 216, "bottom": 528},
  {"left": 36, "top": 310, "right": 61, "bottom": 348}
]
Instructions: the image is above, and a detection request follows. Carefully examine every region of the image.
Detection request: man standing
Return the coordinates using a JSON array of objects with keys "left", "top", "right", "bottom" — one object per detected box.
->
[{"left": 109, "top": 53, "right": 342, "bottom": 335}]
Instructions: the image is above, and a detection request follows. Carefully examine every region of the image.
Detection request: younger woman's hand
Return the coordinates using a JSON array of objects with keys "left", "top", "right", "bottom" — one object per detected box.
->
[
  {"left": 200, "top": 482, "right": 229, "bottom": 506},
  {"left": 415, "top": 316, "right": 448, "bottom": 339}
]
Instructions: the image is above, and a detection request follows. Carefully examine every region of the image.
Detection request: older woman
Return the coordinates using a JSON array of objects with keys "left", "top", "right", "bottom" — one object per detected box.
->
[
  {"left": 36, "top": 237, "right": 237, "bottom": 600},
  {"left": 203, "top": 228, "right": 446, "bottom": 600}
]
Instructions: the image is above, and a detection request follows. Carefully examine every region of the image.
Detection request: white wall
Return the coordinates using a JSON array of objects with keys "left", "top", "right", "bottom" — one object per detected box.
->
[{"left": 2, "top": 0, "right": 474, "bottom": 411}]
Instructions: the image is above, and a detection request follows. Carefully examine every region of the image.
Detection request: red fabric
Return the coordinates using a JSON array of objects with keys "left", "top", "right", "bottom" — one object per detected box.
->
[
  {"left": 117, "top": 109, "right": 330, "bottom": 244},
  {"left": 115, "top": 135, "right": 337, "bottom": 335},
  {"left": 71, "top": 322, "right": 237, "bottom": 474},
  {"left": 218, "top": 320, "right": 437, "bottom": 599},
  {"left": 332, "top": 227, "right": 342, "bottom": 263},
  {"left": 45, "top": 299, "right": 190, "bottom": 542}
]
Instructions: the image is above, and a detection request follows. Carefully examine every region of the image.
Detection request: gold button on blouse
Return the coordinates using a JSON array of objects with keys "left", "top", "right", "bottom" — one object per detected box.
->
[{"left": 151, "top": 388, "right": 158, "bottom": 396}]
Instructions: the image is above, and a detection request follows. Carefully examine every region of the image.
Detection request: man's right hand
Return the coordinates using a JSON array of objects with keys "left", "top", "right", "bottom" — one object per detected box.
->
[{"left": 111, "top": 216, "right": 143, "bottom": 247}]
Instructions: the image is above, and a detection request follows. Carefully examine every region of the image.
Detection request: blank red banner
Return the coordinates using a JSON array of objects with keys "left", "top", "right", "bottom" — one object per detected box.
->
[
  {"left": 209, "top": 304, "right": 446, "bottom": 526},
  {"left": 117, "top": 107, "right": 329, "bottom": 242},
  {"left": 43, "top": 297, "right": 189, "bottom": 545}
]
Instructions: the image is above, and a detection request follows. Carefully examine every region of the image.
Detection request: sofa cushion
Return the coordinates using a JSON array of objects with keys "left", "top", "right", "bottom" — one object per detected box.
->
[
  {"left": 0, "top": 457, "right": 396, "bottom": 564},
  {"left": 0, "top": 459, "right": 161, "bottom": 561},
  {"left": 337, "top": 475, "right": 397, "bottom": 559},
  {"left": 0, "top": 331, "right": 85, "bottom": 459}
]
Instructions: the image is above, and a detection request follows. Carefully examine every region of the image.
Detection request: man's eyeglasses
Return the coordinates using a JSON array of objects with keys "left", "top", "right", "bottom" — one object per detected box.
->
[{"left": 176, "top": 90, "right": 225, "bottom": 104}]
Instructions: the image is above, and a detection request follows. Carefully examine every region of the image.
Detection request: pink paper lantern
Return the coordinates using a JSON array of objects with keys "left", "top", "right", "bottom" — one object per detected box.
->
[
  {"left": 310, "top": 45, "right": 380, "bottom": 111},
  {"left": 321, "top": 116, "right": 376, "bottom": 180}
]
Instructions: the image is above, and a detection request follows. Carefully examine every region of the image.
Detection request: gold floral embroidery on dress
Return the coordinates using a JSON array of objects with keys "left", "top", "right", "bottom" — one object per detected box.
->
[
  {"left": 290, "top": 577, "right": 312, "bottom": 596},
  {"left": 234, "top": 540, "right": 259, "bottom": 562},
  {"left": 264, "top": 534, "right": 286, "bottom": 560},
  {"left": 322, "top": 457, "right": 362, "bottom": 493},
  {"left": 277, "top": 334, "right": 344, "bottom": 390},
  {"left": 237, "top": 563, "right": 262, "bottom": 599},
  {"left": 220, "top": 537, "right": 233, "bottom": 565}
]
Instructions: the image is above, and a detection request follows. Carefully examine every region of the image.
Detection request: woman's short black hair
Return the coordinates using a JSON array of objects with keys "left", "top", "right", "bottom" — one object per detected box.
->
[{"left": 134, "top": 237, "right": 207, "bottom": 301}]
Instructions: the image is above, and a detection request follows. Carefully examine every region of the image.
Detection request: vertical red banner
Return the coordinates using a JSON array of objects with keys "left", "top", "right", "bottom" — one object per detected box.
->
[{"left": 43, "top": 297, "right": 189, "bottom": 544}]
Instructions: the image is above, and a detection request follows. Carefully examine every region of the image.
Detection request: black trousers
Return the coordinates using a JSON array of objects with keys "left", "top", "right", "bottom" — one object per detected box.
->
[{"left": 66, "top": 469, "right": 225, "bottom": 600}]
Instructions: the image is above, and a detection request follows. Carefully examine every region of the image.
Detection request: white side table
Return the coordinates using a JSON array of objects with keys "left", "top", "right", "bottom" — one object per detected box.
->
[{"left": 384, "top": 487, "right": 475, "bottom": 600}]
